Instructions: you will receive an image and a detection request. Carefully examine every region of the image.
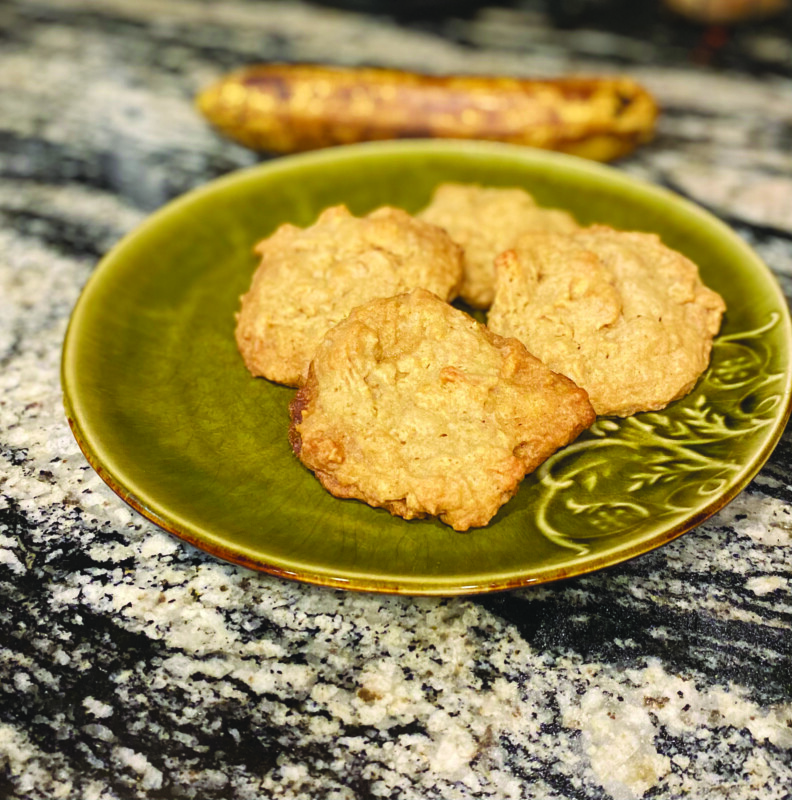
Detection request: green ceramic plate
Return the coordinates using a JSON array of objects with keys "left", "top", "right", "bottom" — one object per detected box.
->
[{"left": 62, "top": 140, "right": 792, "bottom": 595}]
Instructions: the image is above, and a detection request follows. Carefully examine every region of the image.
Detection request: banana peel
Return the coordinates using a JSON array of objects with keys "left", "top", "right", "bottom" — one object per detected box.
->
[{"left": 196, "top": 63, "right": 659, "bottom": 162}]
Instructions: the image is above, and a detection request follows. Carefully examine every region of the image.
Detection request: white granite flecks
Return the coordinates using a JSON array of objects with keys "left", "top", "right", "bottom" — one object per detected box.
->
[{"left": 2, "top": 1, "right": 792, "bottom": 798}]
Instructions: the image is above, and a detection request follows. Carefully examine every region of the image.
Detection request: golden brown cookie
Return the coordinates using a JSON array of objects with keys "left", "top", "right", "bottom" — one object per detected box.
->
[
  {"left": 418, "top": 183, "right": 579, "bottom": 309},
  {"left": 487, "top": 227, "right": 726, "bottom": 417},
  {"left": 289, "top": 289, "right": 595, "bottom": 531},
  {"left": 235, "top": 205, "right": 463, "bottom": 386}
]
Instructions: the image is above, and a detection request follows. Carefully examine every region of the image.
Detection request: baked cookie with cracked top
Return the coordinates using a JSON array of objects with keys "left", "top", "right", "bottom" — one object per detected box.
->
[
  {"left": 289, "top": 289, "right": 595, "bottom": 531},
  {"left": 418, "top": 183, "right": 579, "bottom": 309},
  {"left": 487, "top": 226, "right": 726, "bottom": 417},
  {"left": 235, "top": 205, "right": 463, "bottom": 387}
]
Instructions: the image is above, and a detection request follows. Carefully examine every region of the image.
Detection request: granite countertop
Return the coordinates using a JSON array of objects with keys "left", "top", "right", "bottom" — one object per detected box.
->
[{"left": 2, "top": 1, "right": 792, "bottom": 798}]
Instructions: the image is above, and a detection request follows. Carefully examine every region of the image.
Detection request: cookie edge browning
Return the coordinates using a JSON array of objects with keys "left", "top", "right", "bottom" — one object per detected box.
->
[
  {"left": 289, "top": 365, "right": 433, "bottom": 523},
  {"left": 289, "top": 290, "right": 596, "bottom": 531}
]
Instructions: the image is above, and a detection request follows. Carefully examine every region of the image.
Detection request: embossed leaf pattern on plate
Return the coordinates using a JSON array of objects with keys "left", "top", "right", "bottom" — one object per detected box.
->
[{"left": 535, "top": 314, "right": 786, "bottom": 553}]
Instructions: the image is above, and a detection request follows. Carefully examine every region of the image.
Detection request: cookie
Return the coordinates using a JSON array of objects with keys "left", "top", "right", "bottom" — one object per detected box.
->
[
  {"left": 487, "top": 226, "right": 726, "bottom": 417},
  {"left": 235, "top": 205, "right": 463, "bottom": 386},
  {"left": 418, "top": 183, "right": 579, "bottom": 309},
  {"left": 289, "top": 289, "right": 595, "bottom": 531}
]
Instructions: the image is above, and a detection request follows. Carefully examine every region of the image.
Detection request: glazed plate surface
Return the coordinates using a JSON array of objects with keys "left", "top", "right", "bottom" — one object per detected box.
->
[{"left": 62, "top": 141, "right": 792, "bottom": 594}]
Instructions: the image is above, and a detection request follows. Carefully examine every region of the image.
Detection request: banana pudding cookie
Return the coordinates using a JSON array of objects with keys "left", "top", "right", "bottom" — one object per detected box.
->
[
  {"left": 487, "top": 227, "right": 726, "bottom": 417},
  {"left": 289, "top": 289, "right": 595, "bottom": 531},
  {"left": 418, "top": 183, "right": 579, "bottom": 309},
  {"left": 235, "top": 205, "right": 463, "bottom": 386}
]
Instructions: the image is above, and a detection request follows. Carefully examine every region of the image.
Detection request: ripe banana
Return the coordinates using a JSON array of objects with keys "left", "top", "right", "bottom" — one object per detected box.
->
[{"left": 196, "top": 63, "right": 658, "bottom": 162}]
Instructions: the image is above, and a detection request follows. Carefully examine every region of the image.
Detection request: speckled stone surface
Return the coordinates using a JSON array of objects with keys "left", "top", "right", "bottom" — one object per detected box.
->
[{"left": 2, "top": 2, "right": 792, "bottom": 798}]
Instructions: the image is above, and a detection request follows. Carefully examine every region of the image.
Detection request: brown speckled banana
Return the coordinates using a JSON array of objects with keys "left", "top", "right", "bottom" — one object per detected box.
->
[{"left": 196, "top": 64, "right": 659, "bottom": 162}]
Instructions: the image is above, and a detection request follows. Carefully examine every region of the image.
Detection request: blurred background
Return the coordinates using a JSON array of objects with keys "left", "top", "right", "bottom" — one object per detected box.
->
[{"left": 310, "top": 0, "right": 792, "bottom": 74}]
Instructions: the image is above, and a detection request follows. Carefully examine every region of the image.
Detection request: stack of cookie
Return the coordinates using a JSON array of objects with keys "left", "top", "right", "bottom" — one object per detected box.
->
[{"left": 235, "top": 184, "right": 725, "bottom": 531}]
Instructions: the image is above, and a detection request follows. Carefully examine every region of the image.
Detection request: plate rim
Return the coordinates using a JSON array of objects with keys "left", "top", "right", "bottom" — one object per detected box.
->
[{"left": 61, "top": 139, "right": 792, "bottom": 595}]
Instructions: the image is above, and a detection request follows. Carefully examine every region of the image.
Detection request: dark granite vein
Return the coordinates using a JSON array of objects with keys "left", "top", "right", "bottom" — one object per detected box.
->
[
  {"left": 0, "top": 132, "right": 120, "bottom": 195},
  {"left": 5, "top": 2, "right": 295, "bottom": 73},
  {"left": 0, "top": 208, "right": 115, "bottom": 260},
  {"left": 0, "top": 130, "right": 258, "bottom": 212}
]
